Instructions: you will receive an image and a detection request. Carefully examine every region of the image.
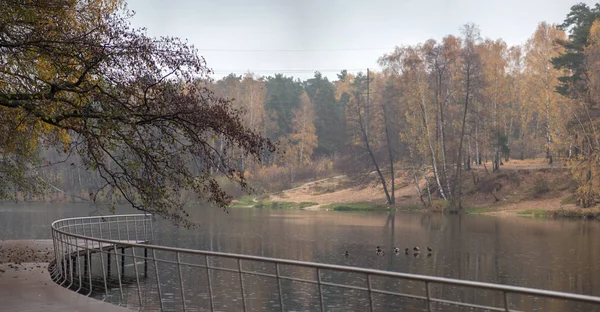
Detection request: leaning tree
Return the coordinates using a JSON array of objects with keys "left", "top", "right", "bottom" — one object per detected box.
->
[{"left": 0, "top": 0, "right": 274, "bottom": 225}]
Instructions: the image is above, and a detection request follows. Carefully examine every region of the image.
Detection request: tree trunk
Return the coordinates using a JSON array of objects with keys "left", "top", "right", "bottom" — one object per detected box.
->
[
  {"left": 545, "top": 86, "right": 553, "bottom": 165},
  {"left": 419, "top": 89, "right": 447, "bottom": 200},
  {"left": 383, "top": 103, "right": 395, "bottom": 204},
  {"left": 440, "top": 98, "right": 451, "bottom": 196},
  {"left": 413, "top": 171, "right": 426, "bottom": 207},
  {"left": 424, "top": 161, "right": 432, "bottom": 206},
  {"left": 358, "top": 100, "right": 393, "bottom": 205},
  {"left": 451, "top": 65, "right": 471, "bottom": 211}
]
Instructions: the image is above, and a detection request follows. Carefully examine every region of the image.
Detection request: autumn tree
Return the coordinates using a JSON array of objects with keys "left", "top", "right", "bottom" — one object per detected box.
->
[
  {"left": 450, "top": 23, "right": 483, "bottom": 211},
  {"left": 478, "top": 39, "right": 510, "bottom": 170},
  {"left": 0, "top": 0, "right": 273, "bottom": 224},
  {"left": 524, "top": 23, "right": 568, "bottom": 164},
  {"left": 285, "top": 92, "right": 318, "bottom": 182}
]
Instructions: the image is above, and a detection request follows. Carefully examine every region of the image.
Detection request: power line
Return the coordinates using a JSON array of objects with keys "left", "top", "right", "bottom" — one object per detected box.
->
[
  {"left": 211, "top": 68, "right": 368, "bottom": 74},
  {"left": 198, "top": 47, "right": 394, "bottom": 52}
]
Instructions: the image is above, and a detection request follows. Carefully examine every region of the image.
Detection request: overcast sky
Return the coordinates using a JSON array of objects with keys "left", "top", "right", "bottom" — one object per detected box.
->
[{"left": 127, "top": 0, "right": 596, "bottom": 80}]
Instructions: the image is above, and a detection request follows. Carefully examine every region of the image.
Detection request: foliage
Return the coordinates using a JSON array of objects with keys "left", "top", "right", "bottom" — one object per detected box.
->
[
  {"left": 552, "top": 3, "right": 600, "bottom": 98},
  {"left": 322, "top": 202, "right": 389, "bottom": 211},
  {"left": 0, "top": 1, "right": 273, "bottom": 225},
  {"left": 254, "top": 201, "right": 317, "bottom": 210},
  {"left": 532, "top": 174, "right": 551, "bottom": 195}
]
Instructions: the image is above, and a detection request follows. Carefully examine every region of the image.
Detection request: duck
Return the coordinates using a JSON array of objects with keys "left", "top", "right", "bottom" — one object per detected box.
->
[
  {"left": 427, "top": 247, "right": 433, "bottom": 252},
  {"left": 376, "top": 246, "right": 385, "bottom": 256},
  {"left": 404, "top": 248, "right": 409, "bottom": 254},
  {"left": 344, "top": 250, "right": 349, "bottom": 257},
  {"left": 393, "top": 247, "right": 400, "bottom": 254},
  {"left": 413, "top": 246, "right": 420, "bottom": 252}
]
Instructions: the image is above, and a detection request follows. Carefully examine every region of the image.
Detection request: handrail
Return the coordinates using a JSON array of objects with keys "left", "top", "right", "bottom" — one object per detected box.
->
[{"left": 50, "top": 214, "right": 600, "bottom": 311}]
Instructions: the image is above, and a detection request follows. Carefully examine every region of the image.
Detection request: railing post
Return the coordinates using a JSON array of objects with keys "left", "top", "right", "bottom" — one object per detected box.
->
[
  {"left": 121, "top": 247, "right": 125, "bottom": 277},
  {"left": 425, "top": 281, "right": 432, "bottom": 312},
  {"left": 107, "top": 217, "right": 113, "bottom": 240},
  {"left": 276, "top": 263, "right": 284, "bottom": 312},
  {"left": 149, "top": 214, "right": 154, "bottom": 242},
  {"left": 76, "top": 237, "right": 83, "bottom": 293},
  {"left": 99, "top": 244, "right": 108, "bottom": 297},
  {"left": 317, "top": 268, "right": 324, "bottom": 312},
  {"left": 114, "top": 245, "right": 124, "bottom": 300},
  {"left": 503, "top": 291, "right": 510, "bottom": 312},
  {"left": 107, "top": 249, "right": 112, "bottom": 276},
  {"left": 67, "top": 234, "right": 74, "bottom": 288},
  {"left": 86, "top": 240, "right": 93, "bottom": 296},
  {"left": 51, "top": 229, "right": 61, "bottom": 280},
  {"left": 125, "top": 215, "right": 131, "bottom": 242},
  {"left": 116, "top": 216, "right": 122, "bottom": 241},
  {"left": 176, "top": 252, "right": 187, "bottom": 312},
  {"left": 133, "top": 215, "right": 139, "bottom": 243},
  {"left": 131, "top": 247, "right": 143, "bottom": 308},
  {"left": 60, "top": 232, "right": 69, "bottom": 286},
  {"left": 367, "top": 274, "right": 374, "bottom": 312},
  {"left": 238, "top": 259, "right": 247, "bottom": 311},
  {"left": 88, "top": 218, "right": 93, "bottom": 242},
  {"left": 152, "top": 249, "right": 164, "bottom": 311},
  {"left": 205, "top": 255, "right": 215, "bottom": 311}
]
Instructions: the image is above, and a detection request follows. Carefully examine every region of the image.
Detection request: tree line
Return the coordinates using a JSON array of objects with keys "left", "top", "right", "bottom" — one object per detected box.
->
[{"left": 211, "top": 3, "right": 600, "bottom": 210}]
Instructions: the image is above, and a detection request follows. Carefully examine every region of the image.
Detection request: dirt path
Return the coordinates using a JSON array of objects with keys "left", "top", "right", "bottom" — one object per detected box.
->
[{"left": 268, "top": 175, "right": 419, "bottom": 208}]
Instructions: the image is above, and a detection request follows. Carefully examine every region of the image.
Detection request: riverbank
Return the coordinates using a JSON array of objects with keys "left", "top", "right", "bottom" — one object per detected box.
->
[
  {"left": 0, "top": 239, "right": 129, "bottom": 311},
  {"left": 232, "top": 159, "right": 600, "bottom": 219}
]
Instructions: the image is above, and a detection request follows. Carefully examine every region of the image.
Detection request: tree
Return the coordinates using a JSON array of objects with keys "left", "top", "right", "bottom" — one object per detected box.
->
[
  {"left": 451, "top": 23, "right": 483, "bottom": 211},
  {"left": 286, "top": 92, "right": 318, "bottom": 181},
  {"left": 305, "top": 72, "right": 344, "bottom": 157},
  {"left": 0, "top": 1, "right": 273, "bottom": 224},
  {"left": 478, "top": 39, "right": 509, "bottom": 170},
  {"left": 264, "top": 74, "right": 303, "bottom": 140},
  {"left": 552, "top": 3, "right": 600, "bottom": 100},
  {"left": 569, "top": 19, "right": 600, "bottom": 207},
  {"left": 524, "top": 23, "right": 568, "bottom": 164}
]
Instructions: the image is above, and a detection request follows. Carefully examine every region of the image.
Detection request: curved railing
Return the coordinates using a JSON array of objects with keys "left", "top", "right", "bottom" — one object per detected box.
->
[{"left": 51, "top": 214, "right": 600, "bottom": 311}]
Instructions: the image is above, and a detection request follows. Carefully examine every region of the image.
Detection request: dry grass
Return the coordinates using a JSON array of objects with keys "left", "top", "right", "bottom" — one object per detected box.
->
[{"left": 267, "top": 175, "right": 419, "bottom": 209}]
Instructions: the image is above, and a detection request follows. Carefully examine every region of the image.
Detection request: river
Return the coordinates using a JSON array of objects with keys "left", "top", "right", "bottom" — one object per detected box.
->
[{"left": 1, "top": 202, "right": 599, "bottom": 311}]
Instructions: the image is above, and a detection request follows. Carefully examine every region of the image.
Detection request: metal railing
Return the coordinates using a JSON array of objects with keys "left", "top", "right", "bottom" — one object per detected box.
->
[{"left": 50, "top": 214, "right": 600, "bottom": 311}]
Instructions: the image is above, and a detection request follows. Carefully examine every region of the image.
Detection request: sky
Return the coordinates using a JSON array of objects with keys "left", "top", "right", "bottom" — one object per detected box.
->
[{"left": 126, "top": 0, "right": 597, "bottom": 80}]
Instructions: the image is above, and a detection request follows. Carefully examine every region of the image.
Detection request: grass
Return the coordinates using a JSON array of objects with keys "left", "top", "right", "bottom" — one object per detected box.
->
[
  {"left": 322, "top": 202, "right": 390, "bottom": 211},
  {"left": 517, "top": 209, "right": 547, "bottom": 217},
  {"left": 255, "top": 201, "right": 318, "bottom": 210},
  {"left": 398, "top": 203, "right": 424, "bottom": 211},
  {"left": 229, "top": 195, "right": 258, "bottom": 208},
  {"left": 466, "top": 207, "right": 492, "bottom": 214},
  {"left": 560, "top": 195, "right": 577, "bottom": 205}
]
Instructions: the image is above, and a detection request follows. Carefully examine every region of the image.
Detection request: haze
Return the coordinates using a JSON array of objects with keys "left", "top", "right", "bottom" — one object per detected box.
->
[{"left": 127, "top": 0, "right": 596, "bottom": 79}]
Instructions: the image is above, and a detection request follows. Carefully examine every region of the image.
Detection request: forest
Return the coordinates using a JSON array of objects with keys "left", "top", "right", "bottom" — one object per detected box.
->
[
  {"left": 3, "top": 2, "right": 600, "bottom": 218},
  {"left": 194, "top": 3, "right": 600, "bottom": 210}
]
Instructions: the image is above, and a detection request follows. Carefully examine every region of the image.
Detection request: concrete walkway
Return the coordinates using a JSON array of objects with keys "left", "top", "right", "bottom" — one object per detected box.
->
[{"left": 0, "top": 239, "right": 130, "bottom": 312}]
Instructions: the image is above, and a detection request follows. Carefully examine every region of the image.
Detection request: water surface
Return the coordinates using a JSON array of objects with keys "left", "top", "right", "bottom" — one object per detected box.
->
[{"left": 2, "top": 202, "right": 599, "bottom": 311}]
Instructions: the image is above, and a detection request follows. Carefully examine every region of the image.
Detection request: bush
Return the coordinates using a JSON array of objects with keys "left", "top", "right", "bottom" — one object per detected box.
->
[
  {"left": 255, "top": 201, "right": 317, "bottom": 209},
  {"left": 322, "top": 202, "right": 388, "bottom": 211},
  {"left": 533, "top": 174, "right": 550, "bottom": 195},
  {"left": 430, "top": 199, "right": 449, "bottom": 212}
]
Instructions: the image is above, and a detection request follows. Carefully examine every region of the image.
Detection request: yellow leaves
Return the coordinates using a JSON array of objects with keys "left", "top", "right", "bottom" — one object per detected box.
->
[
  {"left": 586, "top": 20, "right": 600, "bottom": 104},
  {"left": 334, "top": 74, "right": 355, "bottom": 101},
  {"left": 285, "top": 91, "right": 318, "bottom": 165}
]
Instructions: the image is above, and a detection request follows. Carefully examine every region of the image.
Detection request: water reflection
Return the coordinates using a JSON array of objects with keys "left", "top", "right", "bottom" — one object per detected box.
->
[{"left": 2, "top": 203, "right": 600, "bottom": 311}]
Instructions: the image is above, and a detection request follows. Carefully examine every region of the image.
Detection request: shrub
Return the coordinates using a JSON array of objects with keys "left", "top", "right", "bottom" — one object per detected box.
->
[{"left": 533, "top": 174, "right": 550, "bottom": 195}]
